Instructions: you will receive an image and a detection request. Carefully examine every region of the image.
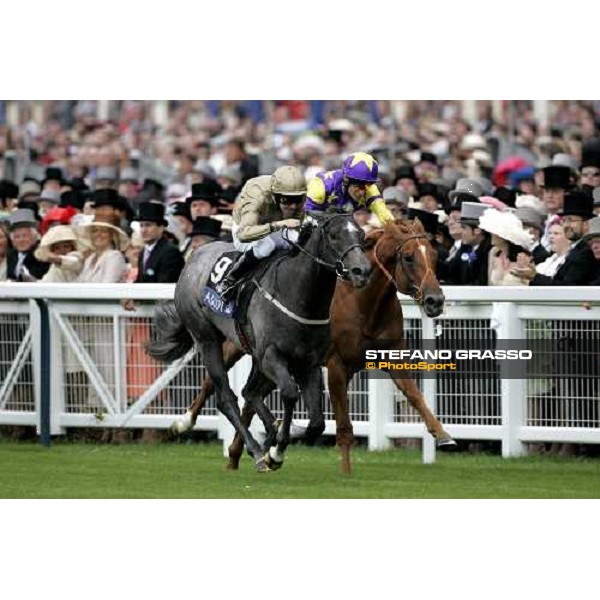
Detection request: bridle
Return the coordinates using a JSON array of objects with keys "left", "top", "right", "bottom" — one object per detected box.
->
[
  {"left": 286, "top": 214, "right": 364, "bottom": 279},
  {"left": 372, "top": 229, "right": 435, "bottom": 303}
]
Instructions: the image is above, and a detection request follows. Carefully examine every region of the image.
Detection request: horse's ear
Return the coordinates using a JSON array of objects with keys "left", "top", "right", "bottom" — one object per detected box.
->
[{"left": 364, "top": 228, "right": 384, "bottom": 249}]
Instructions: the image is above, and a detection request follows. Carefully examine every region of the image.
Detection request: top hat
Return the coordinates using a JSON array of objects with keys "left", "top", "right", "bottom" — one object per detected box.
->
[
  {"left": 190, "top": 217, "right": 223, "bottom": 239},
  {"left": 407, "top": 208, "right": 439, "bottom": 237},
  {"left": 417, "top": 183, "right": 440, "bottom": 203},
  {"left": 419, "top": 151, "right": 437, "bottom": 165},
  {"left": 171, "top": 201, "right": 193, "bottom": 222},
  {"left": 0, "top": 179, "right": 19, "bottom": 200},
  {"left": 136, "top": 201, "right": 168, "bottom": 226},
  {"left": 449, "top": 178, "right": 484, "bottom": 202},
  {"left": 8, "top": 208, "right": 38, "bottom": 230},
  {"left": 460, "top": 201, "right": 487, "bottom": 226},
  {"left": 60, "top": 190, "right": 86, "bottom": 210},
  {"left": 542, "top": 165, "right": 571, "bottom": 190},
  {"left": 382, "top": 187, "right": 409, "bottom": 207},
  {"left": 558, "top": 191, "right": 595, "bottom": 220},
  {"left": 119, "top": 167, "right": 139, "bottom": 183},
  {"left": 187, "top": 182, "right": 219, "bottom": 207},
  {"left": 515, "top": 206, "right": 543, "bottom": 230},
  {"left": 582, "top": 216, "right": 600, "bottom": 241},
  {"left": 92, "top": 188, "right": 121, "bottom": 208},
  {"left": 42, "top": 167, "right": 65, "bottom": 186},
  {"left": 493, "top": 186, "right": 517, "bottom": 208},
  {"left": 95, "top": 166, "right": 118, "bottom": 181},
  {"left": 394, "top": 165, "right": 418, "bottom": 184}
]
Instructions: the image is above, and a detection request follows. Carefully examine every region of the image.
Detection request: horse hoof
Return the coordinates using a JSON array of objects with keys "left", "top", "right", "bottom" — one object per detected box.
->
[
  {"left": 437, "top": 438, "right": 458, "bottom": 451},
  {"left": 170, "top": 411, "right": 193, "bottom": 435},
  {"left": 226, "top": 460, "right": 240, "bottom": 470},
  {"left": 264, "top": 449, "right": 284, "bottom": 471},
  {"left": 255, "top": 458, "right": 272, "bottom": 473}
]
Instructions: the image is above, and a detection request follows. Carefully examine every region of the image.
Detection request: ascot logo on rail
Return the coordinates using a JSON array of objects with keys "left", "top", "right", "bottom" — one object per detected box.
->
[{"left": 364, "top": 349, "right": 533, "bottom": 361}]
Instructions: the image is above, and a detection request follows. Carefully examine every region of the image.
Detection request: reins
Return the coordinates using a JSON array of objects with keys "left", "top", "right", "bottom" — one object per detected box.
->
[{"left": 372, "top": 229, "right": 435, "bottom": 303}]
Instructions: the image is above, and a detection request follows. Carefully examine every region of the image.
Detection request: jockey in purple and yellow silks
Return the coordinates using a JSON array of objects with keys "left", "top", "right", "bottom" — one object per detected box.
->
[{"left": 304, "top": 152, "right": 394, "bottom": 224}]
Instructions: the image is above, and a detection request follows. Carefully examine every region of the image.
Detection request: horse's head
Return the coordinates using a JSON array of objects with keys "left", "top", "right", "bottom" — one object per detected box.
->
[
  {"left": 366, "top": 218, "right": 445, "bottom": 317},
  {"left": 302, "top": 211, "right": 371, "bottom": 288}
]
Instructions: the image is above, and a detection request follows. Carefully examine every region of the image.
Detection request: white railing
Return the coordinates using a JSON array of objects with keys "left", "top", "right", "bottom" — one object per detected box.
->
[{"left": 1, "top": 283, "right": 599, "bottom": 462}]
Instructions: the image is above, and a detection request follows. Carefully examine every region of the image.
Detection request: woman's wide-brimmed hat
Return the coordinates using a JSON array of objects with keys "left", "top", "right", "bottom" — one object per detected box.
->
[
  {"left": 35, "top": 225, "right": 85, "bottom": 261},
  {"left": 79, "top": 220, "right": 130, "bottom": 252},
  {"left": 478, "top": 208, "right": 534, "bottom": 249}
]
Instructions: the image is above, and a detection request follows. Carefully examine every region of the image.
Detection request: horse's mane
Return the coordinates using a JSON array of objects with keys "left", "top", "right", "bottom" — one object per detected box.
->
[{"left": 364, "top": 218, "right": 425, "bottom": 249}]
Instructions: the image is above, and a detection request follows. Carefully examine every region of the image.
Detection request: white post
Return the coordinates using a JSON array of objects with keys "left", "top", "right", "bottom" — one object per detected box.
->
[
  {"left": 494, "top": 302, "right": 526, "bottom": 457},
  {"left": 461, "top": 100, "right": 478, "bottom": 129},
  {"left": 533, "top": 100, "right": 550, "bottom": 132},
  {"left": 368, "top": 373, "right": 393, "bottom": 451},
  {"left": 421, "top": 314, "right": 437, "bottom": 464},
  {"left": 97, "top": 100, "right": 110, "bottom": 122},
  {"left": 222, "top": 354, "right": 253, "bottom": 457},
  {"left": 48, "top": 303, "right": 65, "bottom": 435},
  {"left": 29, "top": 300, "right": 42, "bottom": 435}
]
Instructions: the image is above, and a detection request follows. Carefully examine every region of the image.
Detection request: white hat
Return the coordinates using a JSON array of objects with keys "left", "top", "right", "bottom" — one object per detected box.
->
[
  {"left": 79, "top": 220, "right": 130, "bottom": 251},
  {"left": 478, "top": 208, "right": 534, "bottom": 249},
  {"left": 460, "top": 133, "right": 487, "bottom": 151},
  {"left": 515, "top": 194, "right": 547, "bottom": 216},
  {"left": 35, "top": 225, "right": 83, "bottom": 261}
]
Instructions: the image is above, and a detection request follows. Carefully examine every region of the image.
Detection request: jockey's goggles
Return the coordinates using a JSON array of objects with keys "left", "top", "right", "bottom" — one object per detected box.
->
[
  {"left": 275, "top": 193, "right": 306, "bottom": 206},
  {"left": 346, "top": 179, "right": 370, "bottom": 189}
]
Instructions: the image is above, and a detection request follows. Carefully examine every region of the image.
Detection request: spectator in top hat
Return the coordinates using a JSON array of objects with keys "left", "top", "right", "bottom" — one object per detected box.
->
[
  {"left": 393, "top": 165, "right": 419, "bottom": 198},
  {"left": 583, "top": 217, "right": 600, "bottom": 284},
  {"left": 6, "top": 209, "right": 50, "bottom": 281},
  {"left": 580, "top": 160, "right": 600, "bottom": 192},
  {"left": 118, "top": 167, "right": 139, "bottom": 201},
  {"left": 42, "top": 167, "right": 65, "bottom": 193},
  {"left": 187, "top": 182, "right": 219, "bottom": 220},
  {"left": 18, "top": 180, "right": 41, "bottom": 202},
  {"left": 217, "top": 165, "right": 242, "bottom": 214},
  {"left": 37, "top": 189, "right": 61, "bottom": 218},
  {"left": 416, "top": 183, "right": 440, "bottom": 213},
  {"left": 541, "top": 165, "right": 571, "bottom": 250},
  {"left": 0, "top": 180, "right": 19, "bottom": 216},
  {"left": 94, "top": 166, "right": 118, "bottom": 190},
  {"left": 382, "top": 187, "right": 408, "bottom": 221},
  {"left": 459, "top": 201, "right": 491, "bottom": 285},
  {"left": 416, "top": 151, "right": 439, "bottom": 183},
  {"left": 189, "top": 216, "right": 223, "bottom": 252},
  {"left": 91, "top": 188, "right": 123, "bottom": 227},
  {"left": 493, "top": 186, "right": 517, "bottom": 208},
  {"left": 512, "top": 192, "right": 599, "bottom": 285},
  {"left": 0, "top": 221, "right": 12, "bottom": 281},
  {"left": 171, "top": 202, "right": 194, "bottom": 258},
  {"left": 408, "top": 207, "right": 448, "bottom": 277},
  {"left": 134, "top": 201, "right": 184, "bottom": 284}
]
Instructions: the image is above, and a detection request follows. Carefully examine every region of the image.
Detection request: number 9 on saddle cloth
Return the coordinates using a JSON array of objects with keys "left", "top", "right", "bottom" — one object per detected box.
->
[{"left": 203, "top": 225, "right": 300, "bottom": 317}]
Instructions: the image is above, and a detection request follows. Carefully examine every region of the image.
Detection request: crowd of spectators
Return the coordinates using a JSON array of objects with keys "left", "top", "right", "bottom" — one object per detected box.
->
[{"left": 1, "top": 100, "right": 600, "bottom": 448}]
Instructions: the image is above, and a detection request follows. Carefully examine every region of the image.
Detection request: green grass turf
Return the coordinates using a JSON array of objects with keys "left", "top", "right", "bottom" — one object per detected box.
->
[{"left": 0, "top": 440, "right": 599, "bottom": 498}]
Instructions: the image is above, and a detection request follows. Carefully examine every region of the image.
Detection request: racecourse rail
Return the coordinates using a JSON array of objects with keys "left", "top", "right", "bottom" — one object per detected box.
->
[{"left": 0, "top": 283, "right": 599, "bottom": 463}]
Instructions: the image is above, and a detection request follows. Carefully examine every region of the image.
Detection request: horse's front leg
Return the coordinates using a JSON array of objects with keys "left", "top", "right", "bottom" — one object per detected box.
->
[
  {"left": 260, "top": 345, "right": 300, "bottom": 470},
  {"left": 200, "top": 342, "right": 268, "bottom": 471},
  {"left": 296, "top": 366, "right": 325, "bottom": 445},
  {"left": 390, "top": 372, "right": 457, "bottom": 450}
]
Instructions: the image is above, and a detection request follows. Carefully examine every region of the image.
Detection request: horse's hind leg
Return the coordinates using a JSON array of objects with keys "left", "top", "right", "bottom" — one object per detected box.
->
[
  {"left": 326, "top": 354, "right": 354, "bottom": 474},
  {"left": 200, "top": 342, "right": 267, "bottom": 470},
  {"left": 391, "top": 373, "right": 457, "bottom": 450},
  {"left": 227, "top": 402, "right": 255, "bottom": 470},
  {"left": 172, "top": 340, "right": 244, "bottom": 434},
  {"left": 242, "top": 360, "right": 278, "bottom": 448}
]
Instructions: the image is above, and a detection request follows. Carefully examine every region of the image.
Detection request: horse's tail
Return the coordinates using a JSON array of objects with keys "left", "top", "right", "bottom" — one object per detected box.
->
[{"left": 146, "top": 301, "right": 194, "bottom": 363}]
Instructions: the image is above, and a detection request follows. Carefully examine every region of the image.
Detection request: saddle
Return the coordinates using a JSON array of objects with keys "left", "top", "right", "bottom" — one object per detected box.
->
[{"left": 201, "top": 248, "right": 289, "bottom": 323}]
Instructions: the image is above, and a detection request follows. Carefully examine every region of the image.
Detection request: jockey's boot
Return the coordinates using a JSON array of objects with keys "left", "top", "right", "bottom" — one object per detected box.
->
[{"left": 217, "top": 249, "right": 260, "bottom": 300}]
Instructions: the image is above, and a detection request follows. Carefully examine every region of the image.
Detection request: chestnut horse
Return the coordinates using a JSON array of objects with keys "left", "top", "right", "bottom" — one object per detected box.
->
[{"left": 171, "top": 219, "right": 456, "bottom": 473}]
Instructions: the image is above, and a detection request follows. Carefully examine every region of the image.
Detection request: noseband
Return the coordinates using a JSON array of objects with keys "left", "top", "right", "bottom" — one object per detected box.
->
[
  {"left": 288, "top": 214, "right": 364, "bottom": 278},
  {"left": 372, "top": 231, "right": 435, "bottom": 303}
]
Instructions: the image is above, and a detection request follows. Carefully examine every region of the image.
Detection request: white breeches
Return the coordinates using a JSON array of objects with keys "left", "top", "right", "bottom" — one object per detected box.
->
[{"left": 232, "top": 224, "right": 299, "bottom": 259}]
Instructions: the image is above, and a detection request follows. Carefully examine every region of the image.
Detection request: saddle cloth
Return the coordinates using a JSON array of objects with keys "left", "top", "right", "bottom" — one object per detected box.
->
[{"left": 201, "top": 250, "right": 242, "bottom": 318}]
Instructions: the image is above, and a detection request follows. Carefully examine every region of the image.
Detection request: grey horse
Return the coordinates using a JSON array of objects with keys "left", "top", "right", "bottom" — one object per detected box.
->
[{"left": 147, "top": 213, "right": 371, "bottom": 471}]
